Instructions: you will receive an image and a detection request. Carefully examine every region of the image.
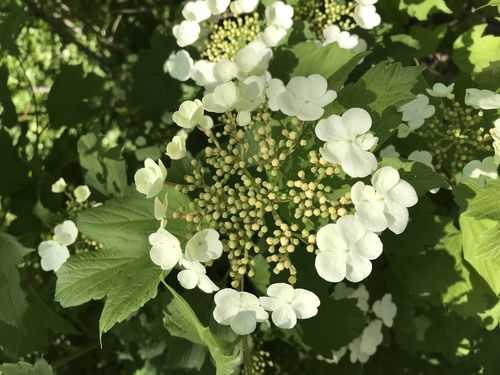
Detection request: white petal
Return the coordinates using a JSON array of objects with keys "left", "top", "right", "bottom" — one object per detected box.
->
[
  {"left": 214, "top": 288, "right": 240, "bottom": 306},
  {"left": 292, "top": 289, "right": 320, "bottom": 319},
  {"left": 372, "top": 166, "right": 400, "bottom": 193},
  {"left": 385, "top": 203, "right": 409, "bottom": 235},
  {"left": 177, "top": 269, "right": 199, "bottom": 290},
  {"left": 213, "top": 304, "right": 239, "bottom": 325},
  {"left": 315, "top": 251, "right": 347, "bottom": 282},
  {"left": 53, "top": 220, "right": 78, "bottom": 246},
  {"left": 38, "top": 240, "right": 70, "bottom": 272},
  {"left": 230, "top": 310, "right": 257, "bottom": 335},
  {"left": 342, "top": 108, "right": 372, "bottom": 136},
  {"left": 197, "top": 274, "right": 220, "bottom": 293},
  {"left": 316, "top": 223, "right": 347, "bottom": 253},
  {"left": 346, "top": 253, "right": 373, "bottom": 282},
  {"left": 267, "top": 283, "right": 294, "bottom": 302},
  {"left": 353, "top": 232, "right": 383, "bottom": 260},
  {"left": 315, "top": 115, "right": 345, "bottom": 142},
  {"left": 355, "top": 200, "right": 388, "bottom": 233},
  {"left": 271, "top": 305, "right": 297, "bottom": 329},
  {"left": 259, "top": 296, "right": 282, "bottom": 312},
  {"left": 387, "top": 180, "right": 418, "bottom": 208}
]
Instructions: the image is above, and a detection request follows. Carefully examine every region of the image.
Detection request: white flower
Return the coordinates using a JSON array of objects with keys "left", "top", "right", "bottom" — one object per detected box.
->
[
  {"left": 323, "top": 25, "right": 360, "bottom": 50},
  {"left": 214, "top": 59, "right": 239, "bottom": 83},
  {"left": 265, "top": 1, "right": 294, "bottom": 29},
  {"left": 426, "top": 82, "right": 454, "bottom": 99},
  {"left": 315, "top": 215, "right": 383, "bottom": 283},
  {"left": 51, "top": 178, "right": 67, "bottom": 193},
  {"left": 202, "top": 81, "right": 240, "bottom": 113},
  {"left": 275, "top": 74, "right": 337, "bottom": 121},
  {"left": 358, "top": 0, "right": 378, "bottom": 4},
  {"left": 465, "top": 88, "right": 500, "bottom": 110},
  {"left": 185, "top": 229, "right": 223, "bottom": 262},
  {"left": 315, "top": 108, "right": 378, "bottom": 178},
  {"left": 173, "top": 20, "right": 201, "bottom": 47},
  {"left": 154, "top": 193, "right": 168, "bottom": 223},
  {"left": 260, "top": 283, "right": 320, "bottom": 329},
  {"left": 398, "top": 94, "right": 435, "bottom": 131},
  {"left": 351, "top": 166, "right": 418, "bottom": 234},
  {"left": 332, "top": 283, "right": 370, "bottom": 312},
  {"left": 134, "top": 159, "right": 167, "bottom": 198},
  {"left": 266, "top": 78, "right": 286, "bottom": 111},
  {"left": 360, "top": 320, "right": 383, "bottom": 356},
  {"left": 237, "top": 75, "right": 267, "bottom": 113},
  {"left": 349, "top": 320, "right": 383, "bottom": 363},
  {"left": 182, "top": 1, "right": 211, "bottom": 22},
  {"left": 74, "top": 185, "right": 91, "bottom": 203},
  {"left": 172, "top": 99, "right": 205, "bottom": 129},
  {"left": 213, "top": 289, "right": 269, "bottom": 335},
  {"left": 372, "top": 294, "right": 397, "bottom": 327},
  {"left": 191, "top": 60, "right": 217, "bottom": 87},
  {"left": 38, "top": 240, "right": 70, "bottom": 272},
  {"left": 408, "top": 150, "right": 434, "bottom": 169},
  {"left": 230, "top": 0, "right": 259, "bottom": 14},
  {"left": 164, "top": 50, "right": 193, "bottom": 82},
  {"left": 261, "top": 25, "right": 289, "bottom": 47},
  {"left": 234, "top": 40, "right": 273, "bottom": 77},
  {"left": 353, "top": 5, "right": 381, "bottom": 29},
  {"left": 379, "top": 144, "right": 400, "bottom": 159},
  {"left": 177, "top": 258, "right": 219, "bottom": 293},
  {"left": 199, "top": 115, "right": 214, "bottom": 130},
  {"left": 53, "top": 220, "right": 78, "bottom": 246},
  {"left": 462, "top": 157, "right": 498, "bottom": 182},
  {"left": 207, "top": 0, "right": 230, "bottom": 15},
  {"left": 149, "top": 228, "right": 182, "bottom": 271},
  {"left": 166, "top": 130, "right": 188, "bottom": 160}
]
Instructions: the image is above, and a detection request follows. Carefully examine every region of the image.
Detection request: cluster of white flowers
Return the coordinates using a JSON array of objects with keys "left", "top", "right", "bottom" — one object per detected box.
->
[
  {"left": 38, "top": 220, "right": 78, "bottom": 272},
  {"left": 166, "top": 0, "right": 294, "bottom": 88},
  {"left": 353, "top": 0, "right": 382, "bottom": 30},
  {"left": 149, "top": 227, "right": 222, "bottom": 293},
  {"left": 213, "top": 283, "right": 320, "bottom": 335},
  {"left": 323, "top": 25, "right": 367, "bottom": 52},
  {"left": 459, "top": 88, "right": 500, "bottom": 183},
  {"left": 320, "top": 283, "right": 397, "bottom": 365}
]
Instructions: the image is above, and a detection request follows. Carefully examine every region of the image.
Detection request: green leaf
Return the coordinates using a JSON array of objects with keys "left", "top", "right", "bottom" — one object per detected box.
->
[
  {"left": 0, "top": 359, "right": 54, "bottom": 375},
  {"left": 301, "top": 298, "right": 366, "bottom": 355},
  {"left": 453, "top": 25, "right": 500, "bottom": 75},
  {"left": 0, "top": 4, "right": 27, "bottom": 53},
  {"left": 47, "top": 64, "right": 103, "bottom": 127},
  {"left": 399, "top": 0, "right": 452, "bottom": 20},
  {"left": 291, "top": 41, "right": 362, "bottom": 80},
  {"left": 459, "top": 179, "right": 500, "bottom": 295},
  {"left": 55, "top": 188, "right": 193, "bottom": 336},
  {"left": 78, "top": 133, "right": 128, "bottom": 197},
  {"left": 338, "top": 61, "right": 422, "bottom": 115},
  {"left": 0, "top": 233, "right": 31, "bottom": 327},
  {"left": 163, "top": 284, "right": 240, "bottom": 375}
]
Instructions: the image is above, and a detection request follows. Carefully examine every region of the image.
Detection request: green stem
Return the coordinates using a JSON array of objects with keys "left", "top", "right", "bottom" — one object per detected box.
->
[{"left": 242, "top": 335, "right": 252, "bottom": 375}]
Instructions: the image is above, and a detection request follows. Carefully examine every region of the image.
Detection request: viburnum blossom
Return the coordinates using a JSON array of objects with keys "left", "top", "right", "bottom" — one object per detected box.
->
[
  {"left": 213, "top": 289, "right": 269, "bottom": 335},
  {"left": 230, "top": 0, "right": 259, "bottom": 14},
  {"left": 53, "top": 220, "right": 78, "bottom": 246},
  {"left": 234, "top": 40, "right": 273, "bottom": 77},
  {"left": 134, "top": 159, "right": 167, "bottom": 198},
  {"left": 172, "top": 20, "right": 201, "bottom": 47},
  {"left": 166, "top": 130, "right": 188, "bottom": 160},
  {"left": 38, "top": 240, "right": 70, "bottom": 272},
  {"left": 315, "top": 108, "right": 378, "bottom": 178},
  {"left": 462, "top": 157, "right": 499, "bottom": 182},
  {"left": 270, "top": 74, "right": 337, "bottom": 121},
  {"left": 74, "top": 185, "right": 91, "bottom": 203},
  {"left": 177, "top": 258, "right": 219, "bottom": 294},
  {"left": 323, "top": 25, "right": 360, "bottom": 50},
  {"left": 191, "top": 60, "right": 217, "bottom": 87},
  {"left": 185, "top": 229, "right": 223, "bottom": 263},
  {"left": 398, "top": 94, "right": 435, "bottom": 132},
  {"left": 259, "top": 283, "right": 320, "bottom": 329},
  {"left": 149, "top": 228, "right": 182, "bottom": 271},
  {"left": 426, "top": 82, "right": 455, "bottom": 99},
  {"left": 372, "top": 294, "right": 397, "bottom": 327},
  {"left": 353, "top": 1, "right": 381, "bottom": 29},
  {"left": 206, "top": 0, "right": 230, "bottom": 15},
  {"left": 172, "top": 100, "right": 205, "bottom": 129},
  {"left": 51, "top": 177, "right": 67, "bottom": 193},
  {"left": 181, "top": 1, "right": 211, "bottom": 23},
  {"left": 351, "top": 166, "right": 418, "bottom": 234},
  {"left": 315, "top": 215, "right": 383, "bottom": 283},
  {"left": 164, "top": 50, "right": 193, "bottom": 82},
  {"left": 465, "top": 88, "right": 500, "bottom": 110}
]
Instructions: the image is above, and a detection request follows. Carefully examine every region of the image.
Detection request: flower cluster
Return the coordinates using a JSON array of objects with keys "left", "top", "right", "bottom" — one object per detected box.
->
[
  {"left": 38, "top": 220, "right": 78, "bottom": 272},
  {"left": 166, "top": 0, "right": 294, "bottom": 89}
]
